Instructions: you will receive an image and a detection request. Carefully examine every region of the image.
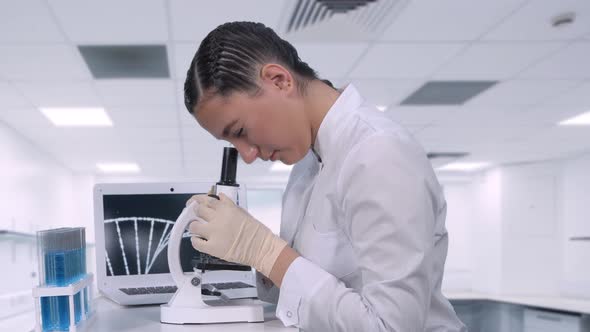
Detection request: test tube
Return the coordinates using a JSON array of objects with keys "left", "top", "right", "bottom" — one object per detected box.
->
[{"left": 37, "top": 227, "right": 87, "bottom": 331}]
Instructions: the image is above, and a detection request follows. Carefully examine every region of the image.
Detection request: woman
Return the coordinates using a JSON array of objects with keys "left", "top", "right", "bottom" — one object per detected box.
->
[{"left": 184, "top": 21, "right": 466, "bottom": 332}]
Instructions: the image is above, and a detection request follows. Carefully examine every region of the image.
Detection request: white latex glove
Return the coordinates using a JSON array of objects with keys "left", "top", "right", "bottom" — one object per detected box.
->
[{"left": 187, "top": 193, "right": 287, "bottom": 277}]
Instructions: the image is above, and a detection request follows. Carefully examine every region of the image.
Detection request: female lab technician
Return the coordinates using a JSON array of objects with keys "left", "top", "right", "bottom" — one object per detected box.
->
[{"left": 183, "top": 21, "right": 466, "bottom": 332}]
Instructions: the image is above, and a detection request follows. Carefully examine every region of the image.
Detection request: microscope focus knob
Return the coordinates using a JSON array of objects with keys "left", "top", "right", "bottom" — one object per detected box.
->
[{"left": 191, "top": 276, "right": 201, "bottom": 287}]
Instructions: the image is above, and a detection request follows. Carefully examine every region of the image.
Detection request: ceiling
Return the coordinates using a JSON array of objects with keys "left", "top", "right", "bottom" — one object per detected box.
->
[{"left": 1, "top": 0, "right": 590, "bottom": 183}]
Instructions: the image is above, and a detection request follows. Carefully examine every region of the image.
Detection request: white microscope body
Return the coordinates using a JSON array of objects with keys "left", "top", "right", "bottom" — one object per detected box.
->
[{"left": 160, "top": 147, "right": 264, "bottom": 324}]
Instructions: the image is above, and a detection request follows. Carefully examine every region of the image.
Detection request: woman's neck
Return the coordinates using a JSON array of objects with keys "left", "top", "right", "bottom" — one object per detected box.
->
[{"left": 304, "top": 80, "right": 341, "bottom": 147}]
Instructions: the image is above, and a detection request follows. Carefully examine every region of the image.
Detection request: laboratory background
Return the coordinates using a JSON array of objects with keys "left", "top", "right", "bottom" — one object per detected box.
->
[{"left": 1, "top": 0, "right": 590, "bottom": 331}]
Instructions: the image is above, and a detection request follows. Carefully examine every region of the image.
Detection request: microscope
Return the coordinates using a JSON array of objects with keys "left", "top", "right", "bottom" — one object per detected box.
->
[{"left": 160, "top": 147, "right": 264, "bottom": 324}]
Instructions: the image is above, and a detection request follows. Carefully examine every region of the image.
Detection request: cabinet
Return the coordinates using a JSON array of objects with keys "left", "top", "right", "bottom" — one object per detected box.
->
[{"left": 523, "top": 308, "right": 582, "bottom": 332}]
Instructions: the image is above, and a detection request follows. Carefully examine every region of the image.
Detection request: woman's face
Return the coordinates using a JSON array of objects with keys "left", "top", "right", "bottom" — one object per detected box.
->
[{"left": 193, "top": 66, "right": 311, "bottom": 165}]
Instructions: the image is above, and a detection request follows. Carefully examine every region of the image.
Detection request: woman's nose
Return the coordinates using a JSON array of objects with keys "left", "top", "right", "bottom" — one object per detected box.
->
[{"left": 235, "top": 142, "right": 258, "bottom": 164}]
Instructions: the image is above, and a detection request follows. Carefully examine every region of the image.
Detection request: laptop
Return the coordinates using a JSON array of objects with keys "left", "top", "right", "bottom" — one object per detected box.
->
[{"left": 93, "top": 182, "right": 259, "bottom": 305}]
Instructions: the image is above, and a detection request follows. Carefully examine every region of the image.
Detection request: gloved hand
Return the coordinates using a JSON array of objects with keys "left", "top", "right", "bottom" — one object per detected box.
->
[{"left": 187, "top": 193, "right": 287, "bottom": 277}]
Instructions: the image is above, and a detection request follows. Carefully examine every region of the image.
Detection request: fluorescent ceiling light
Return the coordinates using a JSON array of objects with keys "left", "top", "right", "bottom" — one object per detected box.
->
[
  {"left": 97, "top": 163, "right": 140, "bottom": 173},
  {"left": 40, "top": 107, "right": 113, "bottom": 127},
  {"left": 270, "top": 162, "right": 293, "bottom": 172},
  {"left": 376, "top": 105, "right": 387, "bottom": 112},
  {"left": 437, "top": 162, "right": 489, "bottom": 172},
  {"left": 558, "top": 111, "right": 590, "bottom": 126}
]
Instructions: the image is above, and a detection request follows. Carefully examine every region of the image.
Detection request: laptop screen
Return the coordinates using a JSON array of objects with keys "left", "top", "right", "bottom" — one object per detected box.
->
[{"left": 102, "top": 193, "right": 249, "bottom": 276}]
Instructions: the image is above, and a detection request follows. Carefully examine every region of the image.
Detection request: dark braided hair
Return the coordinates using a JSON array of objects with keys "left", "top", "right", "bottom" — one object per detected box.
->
[{"left": 184, "top": 21, "right": 334, "bottom": 113}]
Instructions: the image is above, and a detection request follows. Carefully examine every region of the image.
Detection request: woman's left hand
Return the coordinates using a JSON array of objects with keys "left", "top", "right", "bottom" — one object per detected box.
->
[{"left": 186, "top": 193, "right": 287, "bottom": 277}]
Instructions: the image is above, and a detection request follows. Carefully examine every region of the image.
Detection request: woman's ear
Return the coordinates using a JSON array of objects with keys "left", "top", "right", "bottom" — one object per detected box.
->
[{"left": 260, "top": 64, "right": 294, "bottom": 92}]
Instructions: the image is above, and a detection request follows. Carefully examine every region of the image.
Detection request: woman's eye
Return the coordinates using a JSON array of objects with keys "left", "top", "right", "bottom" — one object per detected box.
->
[{"left": 234, "top": 127, "right": 244, "bottom": 138}]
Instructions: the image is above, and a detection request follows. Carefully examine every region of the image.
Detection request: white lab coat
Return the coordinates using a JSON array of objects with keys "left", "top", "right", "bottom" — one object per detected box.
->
[{"left": 257, "top": 84, "right": 467, "bottom": 331}]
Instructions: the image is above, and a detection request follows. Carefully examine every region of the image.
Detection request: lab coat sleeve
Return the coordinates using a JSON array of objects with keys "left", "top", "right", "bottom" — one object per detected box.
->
[
  {"left": 276, "top": 133, "right": 440, "bottom": 331},
  {"left": 255, "top": 271, "right": 280, "bottom": 304}
]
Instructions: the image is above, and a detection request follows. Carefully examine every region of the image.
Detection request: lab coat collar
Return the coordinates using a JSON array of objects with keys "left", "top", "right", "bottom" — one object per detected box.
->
[{"left": 313, "top": 84, "right": 364, "bottom": 165}]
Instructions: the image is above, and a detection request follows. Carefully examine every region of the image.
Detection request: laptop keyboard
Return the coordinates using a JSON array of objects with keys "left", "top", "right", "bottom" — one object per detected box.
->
[
  {"left": 119, "top": 281, "right": 254, "bottom": 295},
  {"left": 210, "top": 281, "right": 255, "bottom": 290},
  {"left": 119, "top": 286, "right": 177, "bottom": 295}
]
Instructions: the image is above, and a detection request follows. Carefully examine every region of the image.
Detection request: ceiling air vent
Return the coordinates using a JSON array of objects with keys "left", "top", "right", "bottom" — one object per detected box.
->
[
  {"left": 78, "top": 45, "right": 170, "bottom": 79},
  {"left": 282, "top": 0, "right": 409, "bottom": 42},
  {"left": 401, "top": 81, "right": 497, "bottom": 106},
  {"left": 288, "top": 0, "right": 377, "bottom": 32}
]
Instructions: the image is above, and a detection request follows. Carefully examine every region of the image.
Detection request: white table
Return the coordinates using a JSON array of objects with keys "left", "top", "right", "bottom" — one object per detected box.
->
[
  {"left": 445, "top": 291, "right": 590, "bottom": 315},
  {"left": 4, "top": 292, "right": 590, "bottom": 331},
  {"left": 4, "top": 297, "right": 297, "bottom": 332},
  {"left": 82, "top": 297, "right": 297, "bottom": 332}
]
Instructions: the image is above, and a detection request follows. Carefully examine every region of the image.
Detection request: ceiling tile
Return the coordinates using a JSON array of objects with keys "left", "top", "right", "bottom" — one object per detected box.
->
[
  {"left": 175, "top": 80, "right": 186, "bottom": 107},
  {"left": 178, "top": 108, "right": 200, "bottom": 128},
  {"left": 381, "top": 0, "right": 526, "bottom": 41},
  {"left": 526, "top": 106, "right": 590, "bottom": 126},
  {"left": 108, "top": 107, "right": 179, "bottom": 128},
  {"left": 433, "top": 106, "right": 552, "bottom": 127},
  {"left": 44, "top": 141, "right": 133, "bottom": 159},
  {"left": 173, "top": 43, "right": 199, "bottom": 81},
  {"left": 54, "top": 151, "right": 137, "bottom": 172},
  {"left": 125, "top": 141, "right": 181, "bottom": 155},
  {"left": 0, "top": 107, "right": 51, "bottom": 129},
  {"left": 510, "top": 126, "right": 590, "bottom": 159},
  {"left": 386, "top": 106, "right": 460, "bottom": 126},
  {"left": 15, "top": 127, "right": 116, "bottom": 145},
  {"left": 467, "top": 80, "right": 581, "bottom": 106},
  {"left": 348, "top": 79, "right": 424, "bottom": 107},
  {"left": 17, "top": 127, "right": 179, "bottom": 152},
  {"left": 433, "top": 42, "right": 565, "bottom": 80},
  {"left": 535, "top": 127, "right": 590, "bottom": 147},
  {"left": 349, "top": 43, "right": 464, "bottom": 79},
  {"left": 95, "top": 79, "right": 176, "bottom": 106},
  {"left": 545, "top": 81, "right": 590, "bottom": 106},
  {"left": 518, "top": 42, "right": 590, "bottom": 79},
  {"left": 41, "top": 139, "right": 183, "bottom": 171},
  {"left": 415, "top": 125, "right": 543, "bottom": 149},
  {"left": 114, "top": 128, "right": 180, "bottom": 143},
  {"left": 483, "top": 0, "right": 590, "bottom": 41},
  {"left": 48, "top": 0, "right": 168, "bottom": 43},
  {"left": 14, "top": 82, "right": 100, "bottom": 108},
  {"left": 169, "top": 0, "right": 287, "bottom": 41},
  {"left": 0, "top": 45, "right": 91, "bottom": 81},
  {"left": 0, "top": 0, "right": 65, "bottom": 43},
  {"left": 0, "top": 83, "right": 32, "bottom": 108},
  {"left": 291, "top": 42, "right": 369, "bottom": 78},
  {"left": 459, "top": 148, "right": 558, "bottom": 166}
]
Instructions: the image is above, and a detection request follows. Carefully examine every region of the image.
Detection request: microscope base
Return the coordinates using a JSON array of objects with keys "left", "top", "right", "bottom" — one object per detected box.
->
[{"left": 160, "top": 301, "right": 264, "bottom": 324}]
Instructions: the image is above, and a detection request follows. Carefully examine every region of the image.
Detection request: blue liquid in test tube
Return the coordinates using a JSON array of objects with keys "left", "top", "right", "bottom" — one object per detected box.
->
[{"left": 37, "top": 228, "right": 87, "bottom": 331}]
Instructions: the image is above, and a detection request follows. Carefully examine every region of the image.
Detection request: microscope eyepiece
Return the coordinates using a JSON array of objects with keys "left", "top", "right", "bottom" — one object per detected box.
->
[{"left": 218, "top": 147, "right": 239, "bottom": 187}]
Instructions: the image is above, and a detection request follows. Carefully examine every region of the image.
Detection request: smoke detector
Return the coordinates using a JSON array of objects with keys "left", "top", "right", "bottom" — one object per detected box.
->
[{"left": 551, "top": 12, "right": 576, "bottom": 28}]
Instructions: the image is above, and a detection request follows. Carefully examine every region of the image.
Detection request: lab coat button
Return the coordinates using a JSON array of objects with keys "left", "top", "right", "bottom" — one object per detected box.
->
[{"left": 286, "top": 311, "right": 293, "bottom": 318}]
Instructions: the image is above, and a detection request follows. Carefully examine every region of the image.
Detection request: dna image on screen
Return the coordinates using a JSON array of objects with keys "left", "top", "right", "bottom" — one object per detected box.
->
[{"left": 103, "top": 193, "right": 204, "bottom": 276}]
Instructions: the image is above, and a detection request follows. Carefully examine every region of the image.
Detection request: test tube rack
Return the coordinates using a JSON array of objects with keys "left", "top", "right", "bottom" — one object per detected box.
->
[{"left": 32, "top": 273, "right": 94, "bottom": 332}]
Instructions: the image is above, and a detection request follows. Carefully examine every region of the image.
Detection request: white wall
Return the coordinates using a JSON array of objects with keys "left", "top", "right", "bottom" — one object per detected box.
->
[
  {"left": 0, "top": 121, "right": 97, "bottom": 319},
  {"left": 561, "top": 153, "right": 590, "bottom": 298},
  {"left": 499, "top": 161, "right": 562, "bottom": 296},
  {"left": 1, "top": 122, "right": 72, "bottom": 291},
  {"left": 441, "top": 151, "right": 590, "bottom": 299},
  {"left": 442, "top": 183, "right": 475, "bottom": 291},
  {"left": 441, "top": 169, "right": 504, "bottom": 293}
]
